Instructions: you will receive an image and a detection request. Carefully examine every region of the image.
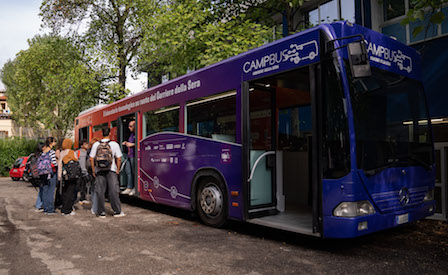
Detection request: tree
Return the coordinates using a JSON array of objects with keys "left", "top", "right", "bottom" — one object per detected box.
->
[
  {"left": 138, "top": 0, "right": 271, "bottom": 80},
  {"left": 402, "top": 0, "right": 447, "bottom": 37},
  {"left": 246, "top": 0, "right": 310, "bottom": 36},
  {"left": 0, "top": 35, "right": 102, "bottom": 139},
  {"left": 40, "top": 0, "right": 145, "bottom": 100}
]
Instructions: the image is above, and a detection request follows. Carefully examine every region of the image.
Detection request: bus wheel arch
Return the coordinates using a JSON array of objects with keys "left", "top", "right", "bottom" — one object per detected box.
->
[{"left": 191, "top": 168, "right": 228, "bottom": 227}]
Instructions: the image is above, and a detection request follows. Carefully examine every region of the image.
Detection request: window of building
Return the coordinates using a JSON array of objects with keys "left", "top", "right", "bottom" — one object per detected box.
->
[
  {"left": 143, "top": 105, "right": 179, "bottom": 137},
  {"left": 383, "top": 0, "right": 405, "bottom": 21},
  {"left": 381, "top": 1, "right": 448, "bottom": 44},
  {"left": 307, "top": 0, "right": 355, "bottom": 26},
  {"left": 1, "top": 103, "right": 5, "bottom": 110},
  {"left": 187, "top": 91, "right": 237, "bottom": 143},
  {"left": 0, "top": 131, "right": 8, "bottom": 138}
]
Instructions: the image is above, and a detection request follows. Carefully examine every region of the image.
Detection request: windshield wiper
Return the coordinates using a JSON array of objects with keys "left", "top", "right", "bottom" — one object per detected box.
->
[
  {"left": 364, "top": 159, "right": 407, "bottom": 176},
  {"left": 403, "top": 155, "right": 432, "bottom": 171}
]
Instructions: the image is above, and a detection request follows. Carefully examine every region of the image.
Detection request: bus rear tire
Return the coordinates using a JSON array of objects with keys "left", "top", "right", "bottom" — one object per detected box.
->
[{"left": 196, "top": 177, "right": 227, "bottom": 228}]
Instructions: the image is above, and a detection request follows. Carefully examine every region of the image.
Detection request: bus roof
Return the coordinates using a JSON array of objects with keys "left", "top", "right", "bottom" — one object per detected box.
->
[{"left": 76, "top": 21, "right": 420, "bottom": 124}]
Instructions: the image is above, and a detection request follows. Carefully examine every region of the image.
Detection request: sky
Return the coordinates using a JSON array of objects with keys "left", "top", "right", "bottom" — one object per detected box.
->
[{"left": 0, "top": 0, "right": 147, "bottom": 94}]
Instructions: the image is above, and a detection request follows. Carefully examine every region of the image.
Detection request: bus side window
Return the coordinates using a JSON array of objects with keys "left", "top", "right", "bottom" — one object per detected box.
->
[
  {"left": 92, "top": 122, "right": 108, "bottom": 139},
  {"left": 187, "top": 91, "right": 236, "bottom": 143},
  {"left": 322, "top": 61, "right": 350, "bottom": 179},
  {"left": 143, "top": 105, "right": 180, "bottom": 137}
]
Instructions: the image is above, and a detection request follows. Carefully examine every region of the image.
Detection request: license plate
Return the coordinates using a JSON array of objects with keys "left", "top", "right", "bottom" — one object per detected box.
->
[
  {"left": 13, "top": 169, "right": 18, "bottom": 173},
  {"left": 396, "top": 213, "right": 409, "bottom": 225}
]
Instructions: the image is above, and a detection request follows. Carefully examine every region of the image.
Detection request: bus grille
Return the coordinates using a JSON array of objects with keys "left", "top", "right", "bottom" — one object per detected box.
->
[{"left": 371, "top": 186, "right": 428, "bottom": 213}]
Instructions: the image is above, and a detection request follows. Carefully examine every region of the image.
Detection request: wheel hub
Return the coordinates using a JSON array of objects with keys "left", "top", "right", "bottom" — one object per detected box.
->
[{"left": 200, "top": 185, "right": 223, "bottom": 216}]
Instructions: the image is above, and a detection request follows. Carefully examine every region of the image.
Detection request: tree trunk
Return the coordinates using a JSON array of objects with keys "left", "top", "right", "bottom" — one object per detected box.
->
[{"left": 116, "top": 5, "right": 127, "bottom": 98}]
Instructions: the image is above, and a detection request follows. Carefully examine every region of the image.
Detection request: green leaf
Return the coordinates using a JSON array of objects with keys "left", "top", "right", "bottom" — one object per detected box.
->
[
  {"left": 430, "top": 11, "right": 445, "bottom": 24},
  {"left": 412, "top": 25, "right": 424, "bottom": 37}
]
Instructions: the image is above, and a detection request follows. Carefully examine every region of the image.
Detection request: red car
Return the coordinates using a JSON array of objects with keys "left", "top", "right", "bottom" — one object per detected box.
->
[{"left": 9, "top": 156, "right": 29, "bottom": 181}]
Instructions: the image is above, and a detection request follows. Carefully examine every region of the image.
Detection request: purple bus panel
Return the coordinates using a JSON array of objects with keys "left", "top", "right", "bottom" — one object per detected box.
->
[
  {"left": 139, "top": 133, "right": 243, "bottom": 220},
  {"left": 330, "top": 22, "right": 421, "bottom": 80},
  {"left": 241, "top": 30, "right": 320, "bottom": 82}
]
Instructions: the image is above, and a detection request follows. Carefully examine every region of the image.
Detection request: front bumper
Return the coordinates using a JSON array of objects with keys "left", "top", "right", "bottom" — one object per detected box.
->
[{"left": 322, "top": 201, "right": 435, "bottom": 238}]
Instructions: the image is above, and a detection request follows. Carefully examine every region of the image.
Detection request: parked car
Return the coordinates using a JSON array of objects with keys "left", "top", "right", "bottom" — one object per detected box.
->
[{"left": 9, "top": 156, "right": 29, "bottom": 181}]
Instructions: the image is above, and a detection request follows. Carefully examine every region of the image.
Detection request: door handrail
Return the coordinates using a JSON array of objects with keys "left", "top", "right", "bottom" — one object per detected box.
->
[{"left": 247, "top": 151, "right": 275, "bottom": 182}]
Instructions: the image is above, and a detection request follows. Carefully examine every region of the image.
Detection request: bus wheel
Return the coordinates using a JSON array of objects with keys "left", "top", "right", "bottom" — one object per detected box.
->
[{"left": 196, "top": 177, "right": 227, "bottom": 227}]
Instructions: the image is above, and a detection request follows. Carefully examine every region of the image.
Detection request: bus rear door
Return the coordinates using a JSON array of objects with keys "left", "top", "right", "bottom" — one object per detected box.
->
[{"left": 118, "top": 113, "right": 138, "bottom": 194}]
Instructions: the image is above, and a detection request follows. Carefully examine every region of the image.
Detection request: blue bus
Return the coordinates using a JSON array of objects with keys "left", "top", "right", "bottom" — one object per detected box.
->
[{"left": 75, "top": 22, "right": 435, "bottom": 238}]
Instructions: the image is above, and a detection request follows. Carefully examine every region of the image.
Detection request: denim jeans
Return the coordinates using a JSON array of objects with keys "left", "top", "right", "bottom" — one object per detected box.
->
[
  {"left": 91, "top": 192, "right": 98, "bottom": 214},
  {"left": 35, "top": 187, "right": 43, "bottom": 209},
  {"left": 41, "top": 173, "right": 57, "bottom": 213},
  {"left": 95, "top": 171, "right": 122, "bottom": 214},
  {"left": 125, "top": 157, "right": 134, "bottom": 189}
]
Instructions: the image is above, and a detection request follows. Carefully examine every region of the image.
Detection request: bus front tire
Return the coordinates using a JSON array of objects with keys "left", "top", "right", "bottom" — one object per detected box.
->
[{"left": 196, "top": 177, "right": 227, "bottom": 228}]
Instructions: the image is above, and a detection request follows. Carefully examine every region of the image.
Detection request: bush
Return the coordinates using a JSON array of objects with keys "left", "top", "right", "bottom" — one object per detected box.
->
[{"left": 0, "top": 138, "right": 39, "bottom": 177}]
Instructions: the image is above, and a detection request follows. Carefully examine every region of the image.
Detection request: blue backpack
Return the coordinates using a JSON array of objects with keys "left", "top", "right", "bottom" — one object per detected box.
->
[{"left": 37, "top": 153, "right": 52, "bottom": 175}]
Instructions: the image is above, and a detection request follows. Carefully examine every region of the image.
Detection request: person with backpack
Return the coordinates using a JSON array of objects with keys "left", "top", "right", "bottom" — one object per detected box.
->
[
  {"left": 38, "top": 137, "right": 57, "bottom": 215},
  {"left": 76, "top": 139, "right": 90, "bottom": 204},
  {"left": 32, "top": 143, "right": 44, "bottom": 212},
  {"left": 89, "top": 126, "right": 126, "bottom": 218},
  {"left": 58, "top": 138, "right": 81, "bottom": 216}
]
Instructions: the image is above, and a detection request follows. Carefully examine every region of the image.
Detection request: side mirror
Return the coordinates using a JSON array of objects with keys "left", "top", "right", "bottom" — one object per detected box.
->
[{"left": 348, "top": 42, "right": 371, "bottom": 78}]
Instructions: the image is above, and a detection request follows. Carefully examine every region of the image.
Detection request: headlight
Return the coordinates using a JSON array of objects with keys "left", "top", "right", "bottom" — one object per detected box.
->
[
  {"left": 423, "top": 189, "right": 434, "bottom": 202},
  {"left": 333, "top": 201, "right": 376, "bottom": 217}
]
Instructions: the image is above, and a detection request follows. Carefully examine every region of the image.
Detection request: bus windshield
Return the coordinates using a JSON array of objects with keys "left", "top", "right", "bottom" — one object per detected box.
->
[{"left": 349, "top": 67, "right": 433, "bottom": 175}]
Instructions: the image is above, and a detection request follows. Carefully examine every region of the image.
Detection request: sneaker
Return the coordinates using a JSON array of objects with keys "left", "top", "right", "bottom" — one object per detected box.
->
[
  {"left": 45, "top": 212, "right": 56, "bottom": 215},
  {"left": 81, "top": 200, "right": 90, "bottom": 204},
  {"left": 128, "top": 190, "right": 135, "bottom": 196},
  {"left": 97, "top": 212, "right": 106, "bottom": 219},
  {"left": 62, "top": 212, "right": 76, "bottom": 216},
  {"left": 113, "top": 212, "right": 126, "bottom": 218},
  {"left": 121, "top": 188, "right": 132, "bottom": 195},
  {"left": 91, "top": 209, "right": 96, "bottom": 215},
  {"left": 35, "top": 208, "right": 44, "bottom": 213}
]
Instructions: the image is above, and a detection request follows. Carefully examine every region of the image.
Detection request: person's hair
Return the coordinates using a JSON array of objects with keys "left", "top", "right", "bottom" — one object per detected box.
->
[
  {"left": 102, "top": 126, "right": 110, "bottom": 137},
  {"left": 56, "top": 139, "right": 63, "bottom": 150},
  {"left": 35, "top": 142, "right": 44, "bottom": 156},
  {"left": 80, "top": 139, "right": 88, "bottom": 148},
  {"left": 45, "top": 137, "right": 55, "bottom": 147}
]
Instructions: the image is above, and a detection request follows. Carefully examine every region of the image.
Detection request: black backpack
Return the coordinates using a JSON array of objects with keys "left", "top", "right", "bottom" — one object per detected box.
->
[
  {"left": 27, "top": 154, "right": 40, "bottom": 180},
  {"left": 62, "top": 160, "right": 81, "bottom": 181},
  {"left": 25, "top": 154, "right": 40, "bottom": 190}
]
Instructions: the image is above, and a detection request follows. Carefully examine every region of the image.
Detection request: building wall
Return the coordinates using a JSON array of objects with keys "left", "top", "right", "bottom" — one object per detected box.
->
[{"left": 0, "top": 91, "right": 47, "bottom": 140}]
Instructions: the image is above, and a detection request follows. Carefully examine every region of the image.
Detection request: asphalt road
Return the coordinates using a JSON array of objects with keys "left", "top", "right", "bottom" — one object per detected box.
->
[{"left": 0, "top": 177, "right": 447, "bottom": 274}]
